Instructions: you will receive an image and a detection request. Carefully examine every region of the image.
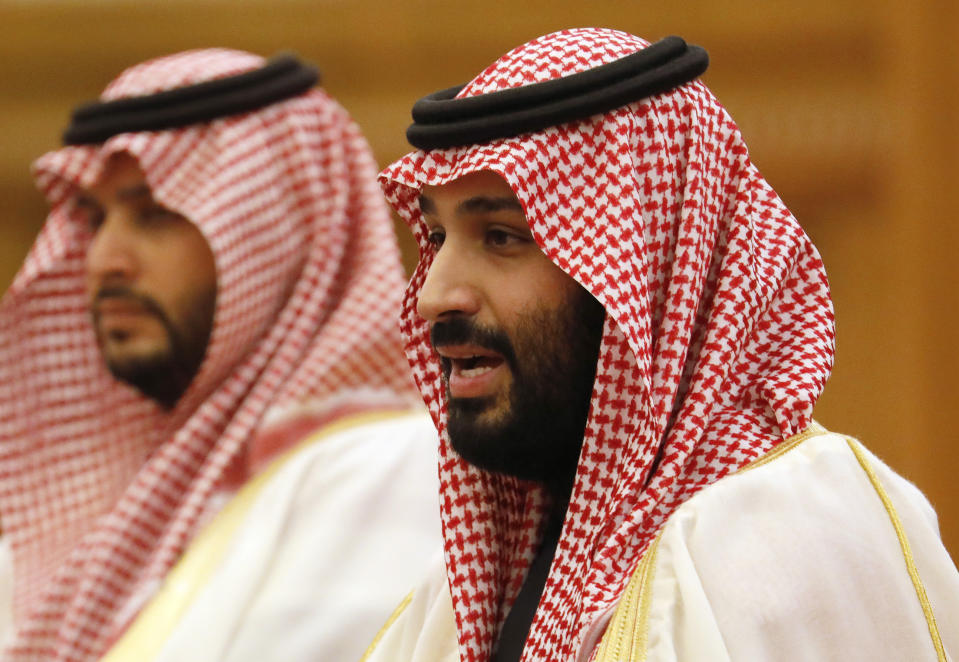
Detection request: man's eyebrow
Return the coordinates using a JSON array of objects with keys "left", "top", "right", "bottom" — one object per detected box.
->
[
  {"left": 456, "top": 196, "right": 524, "bottom": 215},
  {"left": 74, "top": 184, "right": 154, "bottom": 207},
  {"left": 417, "top": 193, "right": 525, "bottom": 217}
]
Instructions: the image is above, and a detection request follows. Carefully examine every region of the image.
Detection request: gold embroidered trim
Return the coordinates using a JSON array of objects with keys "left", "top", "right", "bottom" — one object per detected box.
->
[
  {"left": 595, "top": 534, "right": 662, "bottom": 662},
  {"left": 359, "top": 591, "right": 415, "bottom": 662},
  {"left": 739, "top": 421, "right": 827, "bottom": 473},
  {"left": 846, "top": 438, "right": 947, "bottom": 661}
]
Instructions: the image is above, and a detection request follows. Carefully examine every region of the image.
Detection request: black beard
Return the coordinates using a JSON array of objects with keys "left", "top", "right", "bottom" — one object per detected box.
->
[
  {"left": 432, "top": 286, "right": 605, "bottom": 499},
  {"left": 93, "top": 286, "right": 214, "bottom": 410}
]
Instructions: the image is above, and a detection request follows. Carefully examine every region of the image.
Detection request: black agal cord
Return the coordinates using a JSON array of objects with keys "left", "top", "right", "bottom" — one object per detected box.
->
[
  {"left": 63, "top": 54, "right": 319, "bottom": 145},
  {"left": 406, "top": 36, "right": 708, "bottom": 150}
]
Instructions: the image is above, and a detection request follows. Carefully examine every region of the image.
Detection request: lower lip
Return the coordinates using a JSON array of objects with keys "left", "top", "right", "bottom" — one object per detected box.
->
[{"left": 448, "top": 362, "right": 506, "bottom": 399}]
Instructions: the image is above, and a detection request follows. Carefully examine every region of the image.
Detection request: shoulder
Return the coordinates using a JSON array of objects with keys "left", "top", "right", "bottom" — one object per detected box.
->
[
  {"left": 270, "top": 408, "right": 439, "bottom": 491},
  {"left": 672, "top": 427, "right": 940, "bottom": 546},
  {"left": 147, "top": 408, "right": 442, "bottom": 662},
  {"left": 253, "top": 408, "right": 441, "bottom": 545},
  {"left": 608, "top": 426, "right": 959, "bottom": 661}
]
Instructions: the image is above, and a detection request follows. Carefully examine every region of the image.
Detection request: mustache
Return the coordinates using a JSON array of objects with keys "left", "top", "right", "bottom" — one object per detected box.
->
[
  {"left": 93, "top": 286, "right": 167, "bottom": 319},
  {"left": 430, "top": 316, "right": 518, "bottom": 369},
  {"left": 93, "top": 285, "right": 163, "bottom": 314}
]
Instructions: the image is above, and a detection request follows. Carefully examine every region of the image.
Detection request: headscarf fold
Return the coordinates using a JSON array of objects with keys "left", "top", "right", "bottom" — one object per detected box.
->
[
  {"left": 380, "top": 28, "right": 834, "bottom": 661},
  {"left": 0, "top": 48, "right": 415, "bottom": 662}
]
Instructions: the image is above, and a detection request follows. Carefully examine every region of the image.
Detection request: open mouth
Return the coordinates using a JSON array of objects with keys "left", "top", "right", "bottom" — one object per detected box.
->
[
  {"left": 437, "top": 346, "right": 507, "bottom": 398},
  {"left": 451, "top": 354, "right": 502, "bottom": 377}
]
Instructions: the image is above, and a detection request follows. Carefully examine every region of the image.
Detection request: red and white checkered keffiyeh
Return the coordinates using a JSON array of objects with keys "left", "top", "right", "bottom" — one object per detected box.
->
[
  {"left": 0, "top": 49, "right": 416, "bottom": 661},
  {"left": 380, "top": 28, "right": 835, "bottom": 661}
]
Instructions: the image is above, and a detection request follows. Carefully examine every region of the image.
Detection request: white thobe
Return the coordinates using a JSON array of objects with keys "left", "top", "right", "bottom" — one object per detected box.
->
[{"left": 363, "top": 427, "right": 959, "bottom": 662}]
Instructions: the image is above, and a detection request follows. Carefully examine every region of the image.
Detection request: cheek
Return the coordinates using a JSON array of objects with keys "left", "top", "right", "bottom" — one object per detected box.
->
[
  {"left": 82, "top": 235, "right": 110, "bottom": 298},
  {"left": 83, "top": 243, "right": 111, "bottom": 304},
  {"left": 83, "top": 268, "right": 97, "bottom": 302},
  {"left": 529, "top": 265, "right": 584, "bottom": 311},
  {"left": 486, "top": 266, "right": 570, "bottom": 334},
  {"left": 150, "top": 234, "right": 217, "bottom": 320},
  {"left": 191, "top": 244, "right": 218, "bottom": 298}
]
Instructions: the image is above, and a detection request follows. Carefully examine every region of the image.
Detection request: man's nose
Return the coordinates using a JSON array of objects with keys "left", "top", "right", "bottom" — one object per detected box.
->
[
  {"left": 416, "top": 243, "right": 482, "bottom": 323},
  {"left": 85, "top": 214, "right": 139, "bottom": 285}
]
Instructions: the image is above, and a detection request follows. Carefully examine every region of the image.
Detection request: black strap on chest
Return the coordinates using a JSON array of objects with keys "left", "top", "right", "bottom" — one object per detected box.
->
[{"left": 490, "top": 509, "right": 565, "bottom": 662}]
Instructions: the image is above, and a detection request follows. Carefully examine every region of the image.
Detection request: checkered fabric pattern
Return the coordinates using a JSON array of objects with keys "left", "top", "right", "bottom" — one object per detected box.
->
[
  {"left": 380, "top": 28, "right": 835, "bottom": 661},
  {"left": 0, "top": 49, "right": 415, "bottom": 661}
]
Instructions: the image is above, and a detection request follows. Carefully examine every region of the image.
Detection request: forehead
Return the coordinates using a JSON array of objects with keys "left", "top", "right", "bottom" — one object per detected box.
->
[
  {"left": 85, "top": 152, "right": 152, "bottom": 202},
  {"left": 419, "top": 170, "right": 522, "bottom": 214}
]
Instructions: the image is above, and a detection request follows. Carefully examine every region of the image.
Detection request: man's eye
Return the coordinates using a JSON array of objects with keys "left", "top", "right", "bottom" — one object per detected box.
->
[
  {"left": 426, "top": 228, "right": 445, "bottom": 249},
  {"left": 486, "top": 229, "right": 520, "bottom": 247},
  {"left": 140, "top": 206, "right": 179, "bottom": 224},
  {"left": 73, "top": 201, "right": 104, "bottom": 232},
  {"left": 86, "top": 211, "right": 105, "bottom": 232}
]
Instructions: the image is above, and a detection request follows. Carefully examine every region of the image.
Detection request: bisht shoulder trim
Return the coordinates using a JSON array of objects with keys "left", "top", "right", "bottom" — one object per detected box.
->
[
  {"left": 406, "top": 35, "right": 708, "bottom": 150},
  {"left": 63, "top": 54, "right": 319, "bottom": 145}
]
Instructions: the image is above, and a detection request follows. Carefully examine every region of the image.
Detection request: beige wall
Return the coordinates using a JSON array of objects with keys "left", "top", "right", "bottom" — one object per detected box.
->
[{"left": 2, "top": 1, "right": 956, "bottom": 559}]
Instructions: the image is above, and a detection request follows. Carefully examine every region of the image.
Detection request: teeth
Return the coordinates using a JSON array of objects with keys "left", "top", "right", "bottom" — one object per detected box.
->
[{"left": 460, "top": 365, "right": 494, "bottom": 378}]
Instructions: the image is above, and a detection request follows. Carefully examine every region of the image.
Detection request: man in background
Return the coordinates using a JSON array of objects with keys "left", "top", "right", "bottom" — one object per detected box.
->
[
  {"left": 0, "top": 49, "right": 440, "bottom": 661},
  {"left": 365, "top": 28, "right": 959, "bottom": 661}
]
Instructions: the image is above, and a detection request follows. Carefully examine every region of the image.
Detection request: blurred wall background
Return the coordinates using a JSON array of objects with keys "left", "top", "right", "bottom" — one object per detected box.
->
[{"left": 1, "top": 1, "right": 956, "bottom": 558}]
